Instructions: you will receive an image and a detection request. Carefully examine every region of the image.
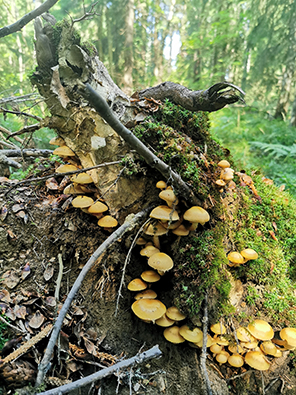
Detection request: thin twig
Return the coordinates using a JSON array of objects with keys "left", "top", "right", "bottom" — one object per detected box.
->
[
  {"left": 37, "top": 345, "right": 162, "bottom": 395},
  {"left": 35, "top": 209, "right": 149, "bottom": 387},
  {"left": 7, "top": 123, "right": 42, "bottom": 139},
  {"left": 55, "top": 254, "right": 64, "bottom": 302},
  {"left": 115, "top": 217, "right": 151, "bottom": 316},
  {"left": 226, "top": 370, "right": 254, "bottom": 381},
  {"left": 200, "top": 291, "right": 213, "bottom": 395},
  {"left": 0, "top": 107, "right": 42, "bottom": 121},
  {"left": 4, "top": 160, "right": 122, "bottom": 196},
  {"left": 0, "top": 314, "right": 26, "bottom": 333}
]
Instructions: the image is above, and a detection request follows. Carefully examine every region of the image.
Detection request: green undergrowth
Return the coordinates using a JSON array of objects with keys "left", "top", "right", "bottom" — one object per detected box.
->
[
  {"left": 133, "top": 101, "right": 296, "bottom": 326},
  {"left": 226, "top": 176, "right": 296, "bottom": 324},
  {"left": 210, "top": 107, "right": 296, "bottom": 197}
]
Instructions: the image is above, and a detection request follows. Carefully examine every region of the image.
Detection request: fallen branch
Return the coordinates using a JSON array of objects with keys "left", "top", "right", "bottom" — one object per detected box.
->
[
  {"left": 200, "top": 291, "right": 213, "bottom": 395},
  {"left": 7, "top": 123, "right": 42, "bottom": 139},
  {"left": 0, "top": 126, "right": 24, "bottom": 144},
  {"left": 37, "top": 345, "right": 161, "bottom": 395},
  {"left": 0, "top": 149, "right": 52, "bottom": 157},
  {"left": 0, "top": 153, "right": 22, "bottom": 169},
  {"left": 0, "top": 0, "right": 59, "bottom": 38},
  {"left": 138, "top": 81, "right": 245, "bottom": 112},
  {"left": 35, "top": 209, "right": 149, "bottom": 387},
  {"left": 82, "top": 84, "right": 202, "bottom": 206},
  {"left": 4, "top": 160, "right": 122, "bottom": 196},
  {"left": 0, "top": 107, "right": 42, "bottom": 122}
]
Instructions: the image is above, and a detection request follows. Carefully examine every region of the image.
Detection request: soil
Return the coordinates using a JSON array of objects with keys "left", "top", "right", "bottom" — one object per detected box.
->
[{"left": 0, "top": 177, "right": 296, "bottom": 395}]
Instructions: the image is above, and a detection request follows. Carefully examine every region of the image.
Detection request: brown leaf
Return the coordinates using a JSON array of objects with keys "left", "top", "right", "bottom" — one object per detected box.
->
[
  {"left": 50, "top": 65, "right": 70, "bottom": 109},
  {"left": 0, "top": 289, "right": 11, "bottom": 303},
  {"left": 2, "top": 270, "right": 20, "bottom": 289},
  {"left": 279, "top": 184, "right": 285, "bottom": 192},
  {"left": 14, "top": 305, "right": 27, "bottom": 319},
  {"left": 262, "top": 177, "right": 273, "bottom": 185},
  {"left": 12, "top": 203, "right": 25, "bottom": 213},
  {"left": 6, "top": 229, "right": 17, "bottom": 240},
  {"left": 0, "top": 205, "right": 8, "bottom": 221},
  {"left": 270, "top": 262, "right": 274, "bottom": 274},
  {"left": 269, "top": 231, "right": 278, "bottom": 241},
  {"left": 44, "top": 264, "right": 54, "bottom": 281},
  {"left": 29, "top": 311, "right": 45, "bottom": 329},
  {"left": 46, "top": 177, "right": 59, "bottom": 190},
  {"left": 272, "top": 222, "right": 277, "bottom": 232},
  {"left": 44, "top": 296, "right": 56, "bottom": 307},
  {"left": 21, "top": 263, "right": 31, "bottom": 280},
  {"left": 5, "top": 307, "right": 16, "bottom": 321},
  {"left": 83, "top": 337, "right": 97, "bottom": 355}
]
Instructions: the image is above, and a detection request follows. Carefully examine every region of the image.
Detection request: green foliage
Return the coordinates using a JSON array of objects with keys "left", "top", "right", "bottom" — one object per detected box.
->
[
  {"left": 0, "top": 317, "right": 9, "bottom": 351},
  {"left": 210, "top": 107, "right": 296, "bottom": 197},
  {"left": 10, "top": 155, "right": 61, "bottom": 180}
]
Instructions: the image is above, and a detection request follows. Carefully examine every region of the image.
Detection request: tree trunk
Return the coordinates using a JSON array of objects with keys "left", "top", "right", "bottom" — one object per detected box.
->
[
  {"left": 122, "top": 0, "right": 134, "bottom": 95},
  {"left": 274, "top": 66, "right": 293, "bottom": 120}
]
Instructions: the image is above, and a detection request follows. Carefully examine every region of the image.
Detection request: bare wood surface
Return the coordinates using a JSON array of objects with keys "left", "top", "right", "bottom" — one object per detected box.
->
[{"left": 138, "top": 81, "right": 245, "bottom": 112}]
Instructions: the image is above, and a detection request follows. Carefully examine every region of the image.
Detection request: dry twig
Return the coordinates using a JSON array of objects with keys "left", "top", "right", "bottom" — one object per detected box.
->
[{"left": 35, "top": 209, "right": 149, "bottom": 387}]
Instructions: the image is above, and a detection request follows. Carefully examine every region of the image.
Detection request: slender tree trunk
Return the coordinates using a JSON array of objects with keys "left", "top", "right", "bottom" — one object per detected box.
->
[
  {"left": 274, "top": 66, "right": 293, "bottom": 120},
  {"left": 122, "top": 0, "right": 134, "bottom": 95},
  {"left": 289, "top": 91, "right": 296, "bottom": 127}
]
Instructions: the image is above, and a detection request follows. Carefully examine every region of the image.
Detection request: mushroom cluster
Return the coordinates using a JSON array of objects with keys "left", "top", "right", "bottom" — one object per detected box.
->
[
  {"left": 215, "top": 160, "right": 235, "bottom": 189},
  {"left": 51, "top": 138, "right": 118, "bottom": 231},
  {"left": 205, "top": 320, "right": 296, "bottom": 371},
  {"left": 227, "top": 248, "right": 258, "bottom": 267},
  {"left": 127, "top": 181, "right": 211, "bottom": 341}
]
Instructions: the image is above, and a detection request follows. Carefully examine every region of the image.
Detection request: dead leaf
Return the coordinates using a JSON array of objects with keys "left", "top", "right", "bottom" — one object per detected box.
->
[
  {"left": 45, "top": 296, "right": 56, "bottom": 307},
  {"left": 14, "top": 305, "right": 27, "bottom": 320},
  {"left": 45, "top": 177, "right": 59, "bottom": 190},
  {"left": 21, "top": 263, "right": 31, "bottom": 280},
  {"left": 12, "top": 203, "right": 25, "bottom": 213},
  {"left": 29, "top": 311, "right": 45, "bottom": 328},
  {"left": 6, "top": 229, "right": 17, "bottom": 239},
  {"left": 83, "top": 337, "right": 97, "bottom": 355},
  {"left": 0, "top": 289, "right": 11, "bottom": 303},
  {"left": 50, "top": 65, "right": 70, "bottom": 109},
  {"left": 0, "top": 205, "right": 8, "bottom": 221},
  {"left": 5, "top": 307, "right": 16, "bottom": 321},
  {"left": 279, "top": 184, "right": 285, "bottom": 192},
  {"left": 44, "top": 264, "right": 54, "bottom": 281},
  {"left": 2, "top": 270, "right": 20, "bottom": 289},
  {"left": 270, "top": 262, "right": 274, "bottom": 274},
  {"left": 269, "top": 231, "right": 278, "bottom": 241},
  {"left": 272, "top": 222, "right": 277, "bottom": 232},
  {"left": 262, "top": 177, "right": 273, "bottom": 185}
]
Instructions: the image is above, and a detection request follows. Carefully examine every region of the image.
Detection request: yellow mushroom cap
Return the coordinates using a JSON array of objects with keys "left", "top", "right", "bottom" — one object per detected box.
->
[
  {"left": 228, "top": 353, "right": 244, "bottom": 368},
  {"left": 132, "top": 299, "right": 166, "bottom": 322},
  {"left": 53, "top": 146, "right": 75, "bottom": 157},
  {"left": 241, "top": 248, "right": 258, "bottom": 261},
  {"left": 97, "top": 215, "right": 118, "bottom": 228},
  {"left": 72, "top": 196, "right": 94, "bottom": 208},
  {"left": 172, "top": 224, "right": 190, "bottom": 236},
  {"left": 245, "top": 351, "right": 271, "bottom": 370},
  {"left": 140, "top": 245, "right": 160, "bottom": 257},
  {"left": 221, "top": 168, "right": 234, "bottom": 181},
  {"left": 210, "top": 323, "right": 226, "bottom": 335},
  {"left": 127, "top": 278, "right": 147, "bottom": 291},
  {"left": 141, "top": 270, "right": 161, "bottom": 283},
  {"left": 260, "top": 341, "right": 278, "bottom": 356},
  {"left": 216, "top": 351, "right": 230, "bottom": 364},
  {"left": 155, "top": 314, "right": 175, "bottom": 327},
  {"left": 274, "top": 348, "right": 283, "bottom": 358},
  {"left": 63, "top": 183, "right": 85, "bottom": 195},
  {"left": 88, "top": 201, "right": 108, "bottom": 214},
  {"left": 227, "top": 252, "right": 244, "bottom": 265},
  {"left": 280, "top": 327, "right": 296, "bottom": 347},
  {"left": 240, "top": 340, "right": 258, "bottom": 349},
  {"left": 218, "top": 160, "right": 231, "bottom": 168},
  {"left": 194, "top": 334, "right": 216, "bottom": 348},
  {"left": 228, "top": 344, "right": 244, "bottom": 354},
  {"left": 148, "top": 252, "right": 174, "bottom": 272},
  {"left": 166, "top": 306, "right": 186, "bottom": 321},
  {"left": 143, "top": 223, "right": 167, "bottom": 237},
  {"left": 159, "top": 189, "right": 178, "bottom": 207},
  {"left": 135, "top": 289, "right": 157, "bottom": 300},
  {"left": 215, "top": 179, "right": 226, "bottom": 187},
  {"left": 163, "top": 326, "right": 186, "bottom": 344},
  {"left": 215, "top": 336, "right": 229, "bottom": 346},
  {"left": 70, "top": 173, "right": 93, "bottom": 184},
  {"left": 56, "top": 164, "right": 78, "bottom": 173},
  {"left": 179, "top": 325, "right": 203, "bottom": 343},
  {"left": 156, "top": 180, "right": 167, "bottom": 190},
  {"left": 149, "top": 205, "right": 179, "bottom": 221},
  {"left": 49, "top": 136, "right": 65, "bottom": 146},
  {"left": 210, "top": 344, "right": 223, "bottom": 354},
  {"left": 236, "top": 327, "right": 256, "bottom": 343},
  {"left": 247, "top": 320, "right": 274, "bottom": 341},
  {"left": 183, "top": 206, "right": 210, "bottom": 225}
]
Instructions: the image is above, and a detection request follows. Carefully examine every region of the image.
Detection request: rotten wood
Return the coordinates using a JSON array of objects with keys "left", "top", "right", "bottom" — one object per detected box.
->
[{"left": 138, "top": 81, "right": 245, "bottom": 112}]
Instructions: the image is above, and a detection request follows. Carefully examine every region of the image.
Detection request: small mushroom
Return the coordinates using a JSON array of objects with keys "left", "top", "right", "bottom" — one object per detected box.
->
[
  {"left": 140, "top": 245, "right": 160, "bottom": 258},
  {"left": 228, "top": 353, "right": 244, "bottom": 368},
  {"left": 183, "top": 206, "right": 210, "bottom": 230},
  {"left": 49, "top": 136, "right": 65, "bottom": 146},
  {"left": 149, "top": 205, "right": 179, "bottom": 222},
  {"left": 159, "top": 189, "right": 179, "bottom": 208},
  {"left": 218, "top": 160, "right": 231, "bottom": 169},
  {"left": 210, "top": 323, "right": 226, "bottom": 335},
  {"left": 163, "top": 326, "right": 186, "bottom": 344},
  {"left": 166, "top": 306, "right": 186, "bottom": 321},
  {"left": 97, "top": 215, "right": 118, "bottom": 231},
  {"left": 127, "top": 278, "right": 147, "bottom": 292},
  {"left": 156, "top": 180, "right": 167, "bottom": 190},
  {"left": 280, "top": 327, "right": 296, "bottom": 348},
  {"left": 216, "top": 351, "right": 230, "bottom": 364},
  {"left": 135, "top": 289, "right": 157, "bottom": 300},
  {"left": 148, "top": 252, "right": 174, "bottom": 273},
  {"left": 141, "top": 270, "right": 161, "bottom": 283},
  {"left": 245, "top": 351, "right": 271, "bottom": 371},
  {"left": 240, "top": 248, "right": 258, "bottom": 263},
  {"left": 247, "top": 320, "right": 274, "bottom": 341},
  {"left": 227, "top": 251, "right": 244, "bottom": 267},
  {"left": 53, "top": 146, "right": 76, "bottom": 157},
  {"left": 179, "top": 325, "right": 203, "bottom": 343},
  {"left": 72, "top": 196, "right": 94, "bottom": 208},
  {"left": 56, "top": 164, "right": 79, "bottom": 173},
  {"left": 131, "top": 299, "right": 166, "bottom": 323},
  {"left": 155, "top": 314, "right": 175, "bottom": 327},
  {"left": 88, "top": 201, "right": 108, "bottom": 217},
  {"left": 70, "top": 172, "right": 93, "bottom": 184}
]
